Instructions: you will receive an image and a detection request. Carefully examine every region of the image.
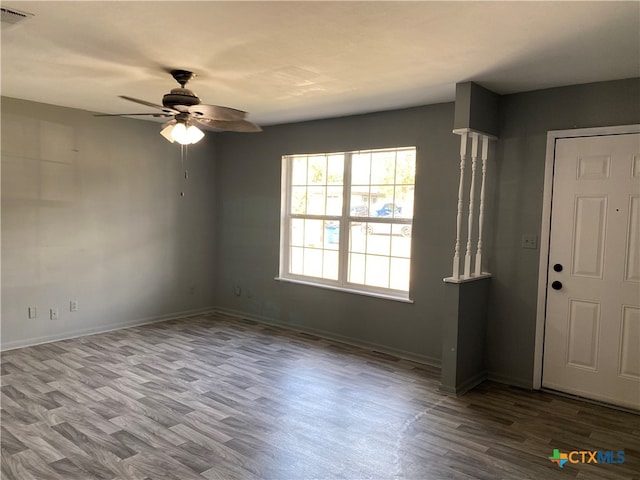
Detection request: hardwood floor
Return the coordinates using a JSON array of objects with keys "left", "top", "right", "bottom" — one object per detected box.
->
[{"left": 1, "top": 312, "right": 638, "bottom": 480}]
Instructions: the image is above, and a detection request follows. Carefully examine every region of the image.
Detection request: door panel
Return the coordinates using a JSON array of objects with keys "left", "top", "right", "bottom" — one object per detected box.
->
[
  {"left": 566, "top": 299, "right": 600, "bottom": 370},
  {"left": 572, "top": 195, "right": 607, "bottom": 278},
  {"left": 625, "top": 195, "right": 640, "bottom": 282},
  {"left": 543, "top": 133, "right": 640, "bottom": 410},
  {"left": 577, "top": 155, "right": 610, "bottom": 179},
  {"left": 619, "top": 306, "right": 640, "bottom": 380}
]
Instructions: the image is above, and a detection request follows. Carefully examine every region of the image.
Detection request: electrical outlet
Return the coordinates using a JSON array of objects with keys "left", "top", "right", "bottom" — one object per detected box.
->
[
  {"left": 28, "top": 307, "right": 37, "bottom": 319},
  {"left": 50, "top": 308, "right": 59, "bottom": 320},
  {"left": 233, "top": 285, "right": 242, "bottom": 296},
  {"left": 522, "top": 234, "right": 538, "bottom": 249},
  {"left": 70, "top": 300, "right": 78, "bottom": 312}
]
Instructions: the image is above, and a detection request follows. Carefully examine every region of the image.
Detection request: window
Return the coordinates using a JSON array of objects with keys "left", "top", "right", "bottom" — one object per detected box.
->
[{"left": 279, "top": 146, "right": 416, "bottom": 301}]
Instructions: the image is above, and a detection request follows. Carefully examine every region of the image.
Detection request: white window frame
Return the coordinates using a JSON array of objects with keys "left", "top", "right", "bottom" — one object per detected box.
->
[{"left": 277, "top": 146, "right": 416, "bottom": 302}]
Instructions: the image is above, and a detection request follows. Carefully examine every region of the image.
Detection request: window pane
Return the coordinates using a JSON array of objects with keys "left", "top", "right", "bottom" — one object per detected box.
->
[
  {"left": 327, "top": 155, "right": 344, "bottom": 185},
  {"left": 396, "top": 149, "right": 416, "bottom": 185},
  {"left": 291, "top": 219, "right": 304, "bottom": 246},
  {"left": 365, "top": 255, "right": 389, "bottom": 288},
  {"left": 391, "top": 227, "right": 412, "bottom": 257},
  {"left": 291, "top": 186, "right": 307, "bottom": 214},
  {"left": 349, "top": 221, "right": 367, "bottom": 253},
  {"left": 348, "top": 252, "right": 365, "bottom": 284},
  {"left": 323, "top": 250, "right": 339, "bottom": 280},
  {"left": 390, "top": 257, "right": 411, "bottom": 291},
  {"left": 350, "top": 190, "right": 370, "bottom": 217},
  {"left": 304, "top": 219, "right": 324, "bottom": 247},
  {"left": 291, "top": 157, "right": 307, "bottom": 185},
  {"left": 363, "top": 223, "right": 391, "bottom": 256},
  {"left": 303, "top": 248, "right": 323, "bottom": 278},
  {"left": 370, "top": 150, "right": 396, "bottom": 185},
  {"left": 351, "top": 153, "right": 370, "bottom": 185},
  {"left": 394, "top": 186, "right": 414, "bottom": 218},
  {"left": 369, "top": 186, "right": 395, "bottom": 218},
  {"left": 290, "top": 247, "right": 304, "bottom": 275},
  {"left": 324, "top": 221, "right": 339, "bottom": 250},
  {"left": 326, "top": 186, "right": 343, "bottom": 216},
  {"left": 308, "top": 156, "right": 326, "bottom": 185},
  {"left": 306, "top": 186, "right": 326, "bottom": 215},
  {"left": 368, "top": 190, "right": 380, "bottom": 218}
]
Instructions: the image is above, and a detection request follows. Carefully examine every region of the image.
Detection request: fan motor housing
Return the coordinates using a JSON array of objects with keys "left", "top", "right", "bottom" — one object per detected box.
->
[{"left": 163, "top": 87, "right": 201, "bottom": 108}]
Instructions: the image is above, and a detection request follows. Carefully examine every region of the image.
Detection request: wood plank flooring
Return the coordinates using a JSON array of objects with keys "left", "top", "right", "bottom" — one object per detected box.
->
[{"left": 1, "top": 312, "right": 639, "bottom": 479}]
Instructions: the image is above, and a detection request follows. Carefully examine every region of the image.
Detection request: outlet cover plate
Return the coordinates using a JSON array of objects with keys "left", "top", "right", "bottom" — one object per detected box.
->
[{"left": 522, "top": 234, "right": 538, "bottom": 249}]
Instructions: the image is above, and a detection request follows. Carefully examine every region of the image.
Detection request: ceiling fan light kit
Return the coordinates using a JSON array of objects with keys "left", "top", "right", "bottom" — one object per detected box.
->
[
  {"left": 98, "top": 69, "right": 261, "bottom": 144},
  {"left": 160, "top": 122, "right": 205, "bottom": 145}
]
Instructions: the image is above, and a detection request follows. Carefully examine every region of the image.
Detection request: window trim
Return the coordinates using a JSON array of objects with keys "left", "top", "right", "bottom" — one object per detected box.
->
[
  {"left": 274, "top": 275, "right": 415, "bottom": 303},
  {"left": 279, "top": 147, "right": 416, "bottom": 302}
]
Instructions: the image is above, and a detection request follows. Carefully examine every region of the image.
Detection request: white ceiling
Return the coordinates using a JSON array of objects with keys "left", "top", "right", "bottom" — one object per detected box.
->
[{"left": 1, "top": 1, "right": 638, "bottom": 127}]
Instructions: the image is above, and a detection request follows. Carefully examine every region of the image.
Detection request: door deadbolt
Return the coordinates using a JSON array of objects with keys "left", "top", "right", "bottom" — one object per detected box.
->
[{"left": 553, "top": 263, "right": 563, "bottom": 272}]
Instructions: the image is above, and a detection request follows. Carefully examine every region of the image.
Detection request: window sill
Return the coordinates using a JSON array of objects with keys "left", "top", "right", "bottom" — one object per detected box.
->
[{"left": 274, "top": 277, "right": 414, "bottom": 304}]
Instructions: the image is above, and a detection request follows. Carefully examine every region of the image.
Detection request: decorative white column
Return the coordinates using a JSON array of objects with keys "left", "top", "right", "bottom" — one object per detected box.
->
[
  {"left": 464, "top": 134, "right": 479, "bottom": 277},
  {"left": 475, "top": 137, "right": 489, "bottom": 276},
  {"left": 452, "top": 132, "right": 468, "bottom": 280},
  {"left": 445, "top": 128, "right": 496, "bottom": 283}
]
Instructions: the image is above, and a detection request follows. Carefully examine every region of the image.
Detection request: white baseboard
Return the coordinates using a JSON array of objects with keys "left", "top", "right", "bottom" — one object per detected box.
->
[
  {"left": 213, "top": 306, "right": 441, "bottom": 368},
  {"left": 0, "top": 306, "right": 217, "bottom": 352}
]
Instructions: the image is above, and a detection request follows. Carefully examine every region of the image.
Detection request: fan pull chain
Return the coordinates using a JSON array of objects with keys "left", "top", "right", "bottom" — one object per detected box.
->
[{"left": 180, "top": 144, "right": 189, "bottom": 197}]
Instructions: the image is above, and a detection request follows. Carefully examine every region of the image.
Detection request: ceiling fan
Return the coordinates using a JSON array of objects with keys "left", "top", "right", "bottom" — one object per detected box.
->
[{"left": 97, "top": 69, "right": 261, "bottom": 144}]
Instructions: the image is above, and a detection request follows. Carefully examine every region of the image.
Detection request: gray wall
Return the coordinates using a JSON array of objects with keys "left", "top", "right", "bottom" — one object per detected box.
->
[
  {"left": 214, "top": 78, "right": 640, "bottom": 382},
  {"left": 454, "top": 82, "right": 500, "bottom": 136},
  {"left": 3, "top": 78, "right": 638, "bottom": 387},
  {"left": 214, "top": 104, "right": 459, "bottom": 363},
  {"left": 486, "top": 78, "right": 640, "bottom": 386},
  {"left": 440, "top": 278, "right": 490, "bottom": 395},
  {"left": 1, "top": 97, "right": 218, "bottom": 349}
]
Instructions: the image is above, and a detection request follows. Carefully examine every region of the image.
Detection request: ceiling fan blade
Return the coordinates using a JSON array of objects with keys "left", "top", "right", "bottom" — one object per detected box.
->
[
  {"left": 119, "top": 95, "right": 178, "bottom": 114},
  {"left": 94, "top": 113, "right": 173, "bottom": 117},
  {"left": 187, "top": 104, "right": 246, "bottom": 122},
  {"left": 193, "top": 117, "right": 262, "bottom": 133}
]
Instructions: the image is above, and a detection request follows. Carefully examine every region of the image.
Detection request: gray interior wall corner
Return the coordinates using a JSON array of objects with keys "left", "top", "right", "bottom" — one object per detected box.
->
[{"left": 454, "top": 81, "right": 500, "bottom": 136}]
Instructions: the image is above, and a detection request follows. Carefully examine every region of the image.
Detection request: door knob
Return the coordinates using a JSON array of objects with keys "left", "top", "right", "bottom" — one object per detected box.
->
[
  {"left": 553, "top": 263, "right": 563, "bottom": 272},
  {"left": 551, "top": 280, "right": 563, "bottom": 290}
]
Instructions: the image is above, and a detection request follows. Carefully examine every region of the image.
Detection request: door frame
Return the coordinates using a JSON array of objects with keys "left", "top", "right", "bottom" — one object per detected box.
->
[{"left": 533, "top": 124, "right": 640, "bottom": 390}]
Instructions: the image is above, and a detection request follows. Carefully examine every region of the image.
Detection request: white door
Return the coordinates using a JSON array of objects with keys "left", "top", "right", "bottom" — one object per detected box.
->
[{"left": 542, "top": 132, "right": 640, "bottom": 410}]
